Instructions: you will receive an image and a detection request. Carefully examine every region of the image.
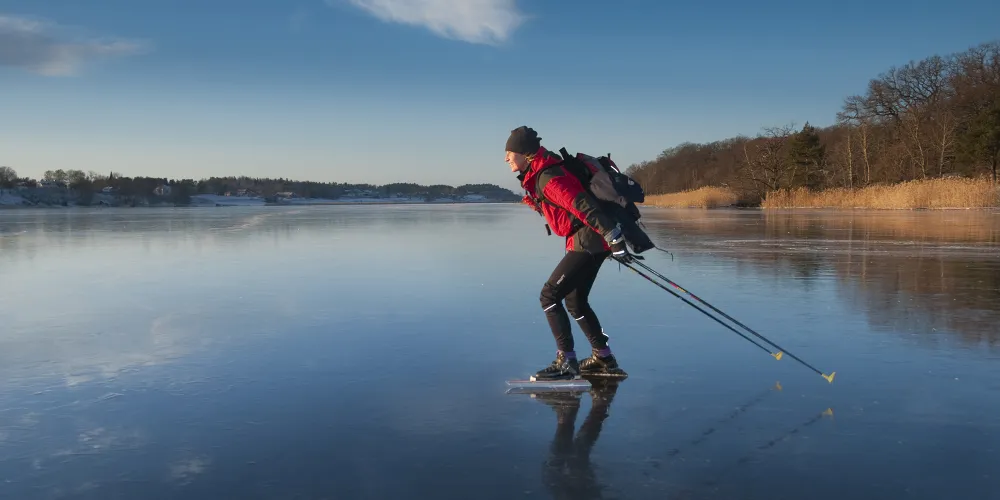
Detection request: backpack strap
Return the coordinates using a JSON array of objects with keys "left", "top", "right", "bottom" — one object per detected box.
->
[
  {"left": 531, "top": 157, "right": 586, "bottom": 237},
  {"left": 558, "top": 147, "right": 573, "bottom": 162}
]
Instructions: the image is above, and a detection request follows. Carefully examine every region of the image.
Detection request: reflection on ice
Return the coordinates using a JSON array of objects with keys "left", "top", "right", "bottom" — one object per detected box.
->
[{"left": 641, "top": 208, "right": 1000, "bottom": 348}]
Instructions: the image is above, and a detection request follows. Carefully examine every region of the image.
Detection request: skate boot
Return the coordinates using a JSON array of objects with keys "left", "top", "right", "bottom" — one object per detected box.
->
[
  {"left": 530, "top": 351, "right": 581, "bottom": 381},
  {"left": 579, "top": 349, "right": 628, "bottom": 379}
]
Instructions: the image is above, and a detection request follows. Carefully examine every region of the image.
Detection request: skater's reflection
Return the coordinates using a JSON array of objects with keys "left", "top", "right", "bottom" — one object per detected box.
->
[{"left": 529, "top": 381, "right": 620, "bottom": 500}]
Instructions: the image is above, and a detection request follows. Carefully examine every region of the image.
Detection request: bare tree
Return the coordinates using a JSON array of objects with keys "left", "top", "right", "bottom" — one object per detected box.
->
[
  {"left": 838, "top": 55, "right": 960, "bottom": 180},
  {"left": 838, "top": 100, "right": 880, "bottom": 186},
  {"left": 735, "top": 125, "right": 796, "bottom": 195},
  {"left": 824, "top": 127, "right": 854, "bottom": 189}
]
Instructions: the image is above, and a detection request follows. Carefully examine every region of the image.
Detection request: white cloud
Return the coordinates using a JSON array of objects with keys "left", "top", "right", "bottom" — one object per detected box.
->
[
  {"left": 338, "top": 0, "right": 526, "bottom": 45},
  {"left": 0, "top": 13, "right": 146, "bottom": 76}
]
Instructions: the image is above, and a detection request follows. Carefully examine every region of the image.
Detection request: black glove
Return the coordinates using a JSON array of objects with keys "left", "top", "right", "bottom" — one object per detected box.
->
[
  {"left": 611, "top": 240, "right": 643, "bottom": 263},
  {"left": 605, "top": 224, "right": 642, "bottom": 263}
]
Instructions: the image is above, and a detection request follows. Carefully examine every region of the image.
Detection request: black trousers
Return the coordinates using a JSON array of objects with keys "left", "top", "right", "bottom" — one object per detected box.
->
[{"left": 539, "top": 250, "right": 612, "bottom": 353}]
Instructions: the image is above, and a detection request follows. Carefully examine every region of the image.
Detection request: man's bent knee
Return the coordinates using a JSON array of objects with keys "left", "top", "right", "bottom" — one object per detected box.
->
[{"left": 540, "top": 284, "right": 561, "bottom": 312}]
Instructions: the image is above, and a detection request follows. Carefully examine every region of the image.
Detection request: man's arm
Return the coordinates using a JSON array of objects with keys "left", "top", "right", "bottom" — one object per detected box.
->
[{"left": 540, "top": 172, "right": 622, "bottom": 243}]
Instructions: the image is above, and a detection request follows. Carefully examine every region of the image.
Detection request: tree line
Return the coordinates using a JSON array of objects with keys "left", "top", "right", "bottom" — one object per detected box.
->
[
  {"left": 625, "top": 40, "right": 1000, "bottom": 198},
  {"left": 0, "top": 168, "right": 519, "bottom": 205}
]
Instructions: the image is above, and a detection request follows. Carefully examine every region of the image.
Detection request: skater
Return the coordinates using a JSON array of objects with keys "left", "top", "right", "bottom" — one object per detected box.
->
[{"left": 505, "top": 125, "right": 635, "bottom": 381}]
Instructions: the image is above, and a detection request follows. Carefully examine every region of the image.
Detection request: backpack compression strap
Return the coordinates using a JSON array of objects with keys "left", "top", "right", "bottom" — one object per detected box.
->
[{"left": 531, "top": 157, "right": 587, "bottom": 237}]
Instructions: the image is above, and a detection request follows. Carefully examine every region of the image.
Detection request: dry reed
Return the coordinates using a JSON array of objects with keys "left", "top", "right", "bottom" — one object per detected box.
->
[
  {"left": 760, "top": 177, "right": 999, "bottom": 209},
  {"left": 642, "top": 186, "right": 740, "bottom": 208}
]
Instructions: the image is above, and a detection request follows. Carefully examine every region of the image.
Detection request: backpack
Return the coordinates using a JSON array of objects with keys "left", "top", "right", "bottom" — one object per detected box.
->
[{"left": 533, "top": 147, "right": 656, "bottom": 255}]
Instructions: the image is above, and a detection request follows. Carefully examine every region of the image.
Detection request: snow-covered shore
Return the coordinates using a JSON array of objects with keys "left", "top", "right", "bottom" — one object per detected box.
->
[
  {"left": 0, "top": 190, "right": 27, "bottom": 207},
  {"left": 189, "top": 194, "right": 267, "bottom": 206}
]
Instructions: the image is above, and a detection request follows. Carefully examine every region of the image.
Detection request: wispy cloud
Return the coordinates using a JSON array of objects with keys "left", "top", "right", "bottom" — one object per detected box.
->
[
  {"left": 0, "top": 13, "right": 147, "bottom": 76},
  {"left": 337, "top": 0, "right": 526, "bottom": 45}
]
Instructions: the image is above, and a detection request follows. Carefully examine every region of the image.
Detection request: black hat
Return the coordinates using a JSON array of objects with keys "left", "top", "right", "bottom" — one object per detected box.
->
[{"left": 505, "top": 126, "right": 541, "bottom": 155}]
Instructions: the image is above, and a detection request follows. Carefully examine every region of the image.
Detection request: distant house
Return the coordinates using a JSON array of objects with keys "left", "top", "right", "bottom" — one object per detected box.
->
[
  {"left": 102, "top": 186, "right": 116, "bottom": 193},
  {"left": 154, "top": 185, "right": 172, "bottom": 196},
  {"left": 276, "top": 191, "right": 298, "bottom": 199},
  {"left": 39, "top": 180, "right": 67, "bottom": 189}
]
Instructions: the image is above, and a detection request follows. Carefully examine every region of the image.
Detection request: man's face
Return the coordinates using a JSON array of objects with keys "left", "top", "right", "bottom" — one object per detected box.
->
[{"left": 505, "top": 151, "right": 528, "bottom": 173}]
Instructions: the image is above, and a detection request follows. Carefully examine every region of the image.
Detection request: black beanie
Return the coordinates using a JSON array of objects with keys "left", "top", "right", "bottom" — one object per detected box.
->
[{"left": 505, "top": 126, "right": 541, "bottom": 155}]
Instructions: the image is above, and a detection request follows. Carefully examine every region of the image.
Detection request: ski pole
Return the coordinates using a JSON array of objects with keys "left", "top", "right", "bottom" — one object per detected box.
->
[
  {"left": 630, "top": 259, "right": 835, "bottom": 384},
  {"left": 617, "top": 260, "right": 783, "bottom": 359}
]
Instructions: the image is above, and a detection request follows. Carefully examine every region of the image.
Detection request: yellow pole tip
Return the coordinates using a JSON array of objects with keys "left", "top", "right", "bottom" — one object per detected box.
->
[
  {"left": 822, "top": 372, "right": 836, "bottom": 383},
  {"left": 773, "top": 351, "right": 784, "bottom": 360}
]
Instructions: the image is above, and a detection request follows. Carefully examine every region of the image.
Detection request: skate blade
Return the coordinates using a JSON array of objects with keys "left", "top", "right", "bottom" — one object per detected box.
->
[
  {"left": 580, "top": 371, "right": 628, "bottom": 380},
  {"left": 505, "top": 378, "right": 590, "bottom": 394},
  {"left": 528, "top": 374, "right": 581, "bottom": 382}
]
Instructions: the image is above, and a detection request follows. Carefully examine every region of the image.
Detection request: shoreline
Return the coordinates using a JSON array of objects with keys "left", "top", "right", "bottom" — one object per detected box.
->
[
  {"left": 0, "top": 200, "right": 520, "bottom": 210},
  {"left": 0, "top": 191, "right": 520, "bottom": 210},
  {"left": 0, "top": 201, "right": 518, "bottom": 211},
  {"left": 641, "top": 205, "right": 1000, "bottom": 211}
]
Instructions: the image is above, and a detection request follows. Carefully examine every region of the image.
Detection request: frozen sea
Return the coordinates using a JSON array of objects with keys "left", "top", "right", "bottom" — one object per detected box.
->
[{"left": 1, "top": 204, "right": 998, "bottom": 499}]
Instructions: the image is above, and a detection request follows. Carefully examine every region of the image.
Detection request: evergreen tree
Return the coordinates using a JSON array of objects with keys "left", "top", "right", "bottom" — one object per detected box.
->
[
  {"left": 956, "top": 101, "right": 1000, "bottom": 184},
  {"left": 786, "top": 122, "right": 827, "bottom": 189}
]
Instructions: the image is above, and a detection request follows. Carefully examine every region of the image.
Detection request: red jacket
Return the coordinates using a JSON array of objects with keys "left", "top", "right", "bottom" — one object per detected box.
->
[{"left": 519, "top": 147, "right": 619, "bottom": 253}]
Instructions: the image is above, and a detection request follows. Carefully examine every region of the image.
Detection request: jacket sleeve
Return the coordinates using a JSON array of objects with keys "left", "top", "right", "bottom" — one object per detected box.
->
[{"left": 541, "top": 173, "right": 620, "bottom": 241}]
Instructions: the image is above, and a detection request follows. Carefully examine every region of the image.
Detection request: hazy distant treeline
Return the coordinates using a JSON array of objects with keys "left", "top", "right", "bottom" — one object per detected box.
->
[
  {"left": 625, "top": 40, "right": 1000, "bottom": 198},
  {"left": 0, "top": 167, "right": 519, "bottom": 204}
]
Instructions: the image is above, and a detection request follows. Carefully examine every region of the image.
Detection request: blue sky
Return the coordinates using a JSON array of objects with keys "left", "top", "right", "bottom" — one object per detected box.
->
[{"left": 2, "top": 0, "right": 998, "bottom": 192}]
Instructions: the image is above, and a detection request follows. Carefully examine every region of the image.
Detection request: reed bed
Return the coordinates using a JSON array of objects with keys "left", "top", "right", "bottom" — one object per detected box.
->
[
  {"left": 760, "top": 177, "right": 999, "bottom": 209},
  {"left": 642, "top": 186, "right": 740, "bottom": 208}
]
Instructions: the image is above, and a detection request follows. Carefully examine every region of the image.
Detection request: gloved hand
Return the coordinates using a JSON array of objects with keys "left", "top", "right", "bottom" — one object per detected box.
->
[
  {"left": 610, "top": 240, "right": 643, "bottom": 263},
  {"left": 605, "top": 224, "right": 643, "bottom": 263}
]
